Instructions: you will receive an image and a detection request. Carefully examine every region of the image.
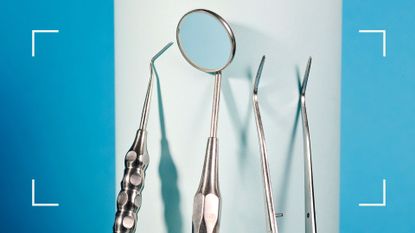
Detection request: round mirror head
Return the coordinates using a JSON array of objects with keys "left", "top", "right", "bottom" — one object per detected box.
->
[{"left": 176, "top": 9, "right": 236, "bottom": 73}]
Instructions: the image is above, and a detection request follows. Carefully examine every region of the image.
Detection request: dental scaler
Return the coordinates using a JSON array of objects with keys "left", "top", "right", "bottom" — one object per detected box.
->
[
  {"left": 300, "top": 57, "right": 318, "bottom": 233},
  {"left": 252, "top": 56, "right": 280, "bottom": 233}
]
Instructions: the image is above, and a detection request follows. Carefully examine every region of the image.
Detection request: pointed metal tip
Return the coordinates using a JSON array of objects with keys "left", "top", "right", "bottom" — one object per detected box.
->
[
  {"left": 253, "top": 55, "right": 266, "bottom": 94},
  {"left": 151, "top": 42, "right": 174, "bottom": 64},
  {"left": 301, "top": 56, "right": 312, "bottom": 96},
  {"left": 139, "top": 42, "right": 173, "bottom": 130}
]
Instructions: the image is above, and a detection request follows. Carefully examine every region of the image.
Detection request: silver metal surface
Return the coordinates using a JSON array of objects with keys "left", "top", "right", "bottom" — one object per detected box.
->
[
  {"left": 252, "top": 56, "right": 280, "bottom": 233},
  {"left": 192, "top": 137, "right": 221, "bottom": 233},
  {"left": 113, "top": 42, "right": 173, "bottom": 233},
  {"left": 176, "top": 9, "right": 236, "bottom": 233},
  {"left": 192, "top": 73, "right": 222, "bottom": 233},
  {"left": 139, "top": 42, "right": 174, "bottom": 129},
  {"left": 209, "top": 72, "right": 222, "bottom": 138},
  {"left": 176, "top": 9, "right": 236, "bottom": 73},
  {"left": 300, "top": 57, "right": 317, "bottom": 233}
]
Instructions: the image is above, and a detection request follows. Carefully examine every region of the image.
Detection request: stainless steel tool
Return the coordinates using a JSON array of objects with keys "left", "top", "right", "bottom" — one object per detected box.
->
[
  {"left": 113, "top": 42, "right": 173, "bottom": 233},
  {"left": 176, "top": 9, "right": 236, "bottom": 233},
  {"left": 252, "top": 56, "right": 280, "bottom": 233},
  {"left": 300, "top": 57, "right": 317, "bottom": 233}
]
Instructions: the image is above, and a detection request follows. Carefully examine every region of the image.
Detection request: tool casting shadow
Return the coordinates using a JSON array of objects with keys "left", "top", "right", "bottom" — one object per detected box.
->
[{"left": 154, "top": 65, "right": 184, "bottom": 233}]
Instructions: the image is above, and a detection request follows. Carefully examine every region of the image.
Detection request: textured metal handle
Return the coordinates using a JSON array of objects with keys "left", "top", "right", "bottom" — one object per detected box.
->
[
  {"left": 113, "top": 130, "right": 149, "bottom": 233},
  {"left": 192, "top": 137, "right": 221, "bottom": 233}
]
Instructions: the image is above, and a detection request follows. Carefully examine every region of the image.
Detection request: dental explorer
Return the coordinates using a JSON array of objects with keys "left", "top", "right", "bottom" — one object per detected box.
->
[{"left": 113, "top": 42, "right": 173, "bottom": 233}]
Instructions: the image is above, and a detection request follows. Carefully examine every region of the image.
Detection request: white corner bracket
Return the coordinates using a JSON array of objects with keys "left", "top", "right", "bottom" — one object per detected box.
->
[
  {"left": 358, "top": 29, "right": 387, "bottom": 57},
  {"left": 32, "top": 179, "right": 60, "bottom": 207},
  {"left": 31, "top": 29, "right": 60, "bottom": 57},
  {"left": 358, "top": 179, "right": 387, "bottom": 207}
]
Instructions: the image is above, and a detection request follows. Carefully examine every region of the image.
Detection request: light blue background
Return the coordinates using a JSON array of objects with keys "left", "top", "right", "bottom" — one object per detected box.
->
[
  {"left": 0, "top": 0, "right": 115, "bottom": 232},
  {"left": 0, "top": 0, "right": 414, "bottom": 232},
  {"left": 341, "top": 0, "right": 415, "bottom": 232}
]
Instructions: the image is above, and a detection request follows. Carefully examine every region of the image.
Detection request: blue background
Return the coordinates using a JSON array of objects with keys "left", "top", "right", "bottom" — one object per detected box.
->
[
  {"left": 341, "top": 0, "right": 415, "bottom": 232},
  {"left": 0, "top": 0, "right": 115, "bottom": 232},
  {"left": 1, "top": 0, "right": 414, "bottom": 232}
]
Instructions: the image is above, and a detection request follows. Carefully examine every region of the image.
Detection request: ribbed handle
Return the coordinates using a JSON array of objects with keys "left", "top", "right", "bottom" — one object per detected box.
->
[{"left": 113, "top": 130, "right": 149, "bottom": 233}]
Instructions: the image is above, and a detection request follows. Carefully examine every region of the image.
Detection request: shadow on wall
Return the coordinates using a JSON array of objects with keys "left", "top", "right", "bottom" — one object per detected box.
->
[
  {"left": 277, "top": 66, "right": 303, "bottom": 232},
  {"left": 226, "top": 23, "right": 298, "bottom": 118},
  {"left": 221, "top": 76, "right": 253, "bottom": 168},
  {"left": 221, "top": 23, "right": 287, "bottom": 169},
  {"left": 222, "top": 23, "right": 304, "bottom": 232},
  {"left": 225, "top": 23, "right": 289, "bottom": 78},
  {"left": 152, "top": 23, "right": 307, "bottom": 233},
  {"left": 154, "top": 65, "right": 184, "bottom": 233}
]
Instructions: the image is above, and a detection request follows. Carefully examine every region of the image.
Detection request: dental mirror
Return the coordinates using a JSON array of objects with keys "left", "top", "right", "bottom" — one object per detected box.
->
[
  {"left": 177, "top": 9, "right": 236, "bottom": 73},
  {"left": 176, "top": 9, "right": 236, "bottom": 233}
]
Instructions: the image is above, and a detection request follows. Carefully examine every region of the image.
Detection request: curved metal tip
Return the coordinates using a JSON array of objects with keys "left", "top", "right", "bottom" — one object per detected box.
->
[
  {"left": 253, "top": 55, "right": 266, "bottom": 94},
  {"left": 139, "top": 42, "right": 173, "bottom": 130},
  {"left": 301, "top": 57, "right": 312, "bottom": 96},
  {"left": 151, "top": 42, "right": 174, "bottom": 64}
]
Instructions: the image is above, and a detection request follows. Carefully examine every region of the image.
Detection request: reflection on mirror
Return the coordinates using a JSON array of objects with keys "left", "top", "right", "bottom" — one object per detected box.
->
[{"left": 177, "top": 9, "right": 235, "bottom": 73}]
